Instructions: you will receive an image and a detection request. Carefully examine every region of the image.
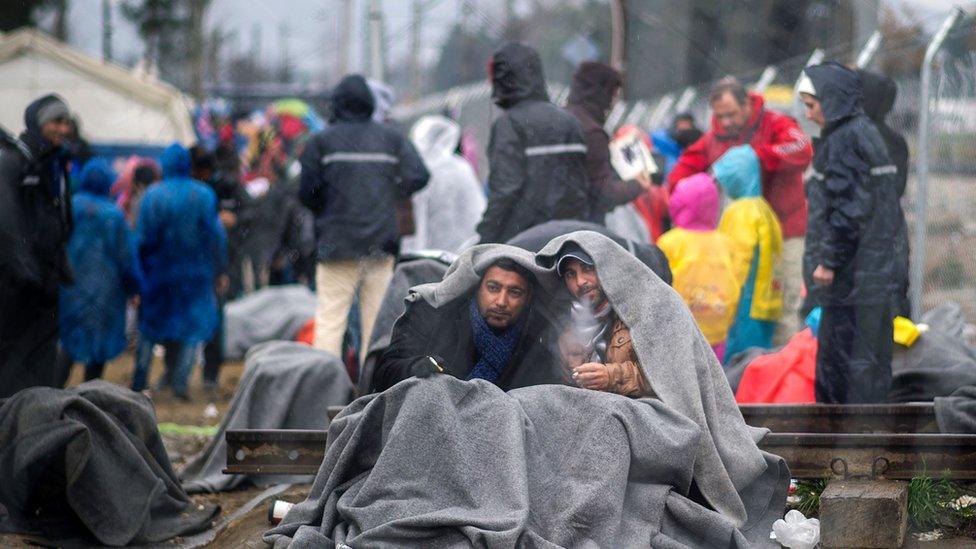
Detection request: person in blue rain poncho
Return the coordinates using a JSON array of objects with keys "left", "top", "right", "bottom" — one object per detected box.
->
[
  {"left": 133, "top": 143, "right": 227, "bottom": 400},
  {"left": 59, "top": 159, "right": 142, "bottom": 381}
]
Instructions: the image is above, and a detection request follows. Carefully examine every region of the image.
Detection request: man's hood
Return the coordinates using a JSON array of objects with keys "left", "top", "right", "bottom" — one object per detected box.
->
[
  {"left": 331, "top": 75, "right": 376, "bottom": 122},
  {"left": 710, "top": 92, "right": 765, "bottom": 140},
  {"left": 22, "top": 94, "right": 68, "bottom": 152},
  {"left": 858, "top": 69, "right": 896, "bottom": 124},
  {"left": 160, "top": 143, "right": 191, "bottom": 178},
  {"left": 410, "top": 115, "right": 461, "bottom": 165},
  {"left": 669, "top": 173, "right": 720, "bottom": 231},
  {"left": 489, "top": 42, "right": 549, "bottom": 109},
  {"left": 567, "top": 61, "right": 622, "bottom": 124},
  {"left": 78, "top": 157, "right": 116, "bottom": 196},
  {"left": 712, "top": 144, "right": 761, "bottom": 199},
  {"left": 804, "top": 62, "right": 863, "bottom": 125},
  {"left": 409, "top": 243, "right": 564, "bottom": 325}
]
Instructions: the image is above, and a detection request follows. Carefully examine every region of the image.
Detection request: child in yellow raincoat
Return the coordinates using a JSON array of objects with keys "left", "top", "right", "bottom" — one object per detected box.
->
[
  {"left": 713, "top": 145, "right": 784, "bottom": 362},
  {"left": 657, "top": 173, "right": 739, "bottom": 361}
]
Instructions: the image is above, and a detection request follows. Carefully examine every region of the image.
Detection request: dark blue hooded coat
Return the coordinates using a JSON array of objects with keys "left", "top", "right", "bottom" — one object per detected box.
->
[
  {"left": 60, "top": 158, "right": 141, "bottom": 363},
  {"left": 802, "top": 62, "right": 904, "bottom": 306},
  {"left": 137, "top": 144, "right": 227, "bottom": 344},
  {"left": 299, "top": 74, "right": 429, "bottom": 261}
]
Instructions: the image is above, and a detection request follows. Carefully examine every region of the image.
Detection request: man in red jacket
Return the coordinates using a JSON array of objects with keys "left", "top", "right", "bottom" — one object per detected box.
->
[{"left": 667, "top": 77, "right": 813, "bottom": 343}]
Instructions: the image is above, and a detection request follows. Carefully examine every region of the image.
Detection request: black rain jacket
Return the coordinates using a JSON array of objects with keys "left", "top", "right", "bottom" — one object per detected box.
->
[
  {"left": 476, "top": 43, "right": 589, "bottom": 243},
  {"left": 299, "top": 75, "right": 429, "bottom": 261},
  {"left": 861, "top": 69, "right": 911, "bottom": 316},
  {"left": 802, "top": 62, "right": 905, "bottom": 306},
  {"left": 0, "top": 96, "right": 73, "bottom": 296}
]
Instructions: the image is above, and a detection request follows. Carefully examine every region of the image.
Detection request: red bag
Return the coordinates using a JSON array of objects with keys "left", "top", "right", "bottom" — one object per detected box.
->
[{"left": 735, "top": 328, "right": 817, "bottom": 403}]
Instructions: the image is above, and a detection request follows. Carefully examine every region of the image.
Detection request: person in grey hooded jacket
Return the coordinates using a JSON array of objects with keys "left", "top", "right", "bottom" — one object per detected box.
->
[{"left": 799, "top": 62, "right": 905, "bottom": 404}]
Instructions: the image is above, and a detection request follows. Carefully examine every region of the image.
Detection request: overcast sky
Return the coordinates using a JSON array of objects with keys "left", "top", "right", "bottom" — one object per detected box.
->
[{"left": 50, "top": 0, "right": 976, "bottom": 85}]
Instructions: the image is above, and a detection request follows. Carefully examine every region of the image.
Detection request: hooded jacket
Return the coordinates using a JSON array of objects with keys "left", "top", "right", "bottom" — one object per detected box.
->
[
  {"left": 667, "top": 92, "right": 812, "bottom": 238},
  {"left": 657, "top": 175, "right": 739, "bottom": 345},
  {"left": 0, "top": 94, "right": 73, "bottom": 294},
  {"left": 714, "top": 145, "right": 783, "bottom": 322},
  {"left": 860, "top": 69, "right": 910, "bottom": 315},
  {"left": 401, "top": 115, "right": 486, "bottom": 254},
  {"left": 137, "top": 144, "right": 227, "bottom": 343},
  {"left": 476, "top": 43, "right": 589, "bottom": 243},
  {"left": 564, "top": 61, "right": 643, "bottom": 222},
  {"left": 60, "top": 159, "right": 142, "bottom": 364},
  {"left": 802, "top": 62, "right": 905, "bottom": 306},
  {"left": 300, "top": 75, "right": 429, "bottom": 260}
]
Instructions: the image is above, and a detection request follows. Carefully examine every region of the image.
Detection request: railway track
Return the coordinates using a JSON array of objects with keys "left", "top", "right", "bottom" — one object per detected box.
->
[{"left": 225, "top": 403, "right": 975, "bottom": 479}]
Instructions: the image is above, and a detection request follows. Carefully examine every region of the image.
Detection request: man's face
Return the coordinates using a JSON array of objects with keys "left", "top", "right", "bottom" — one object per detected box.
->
[
  {"left": 561, "top": 258, "right": 605, "bottom": 307},
  {"left": 711, "top": 92, "right": 751, "bottom": 136},
  {"left": 476, "top": 266, "right": 531, "bottom": 330},
  {"left": 40, "top": 116, "right": 72, "bottom": 147},
  {"left": 673, "top": 118, "right": 695, "bottom": 132},
  {"left": 802, "top": 94, "right": 825, "bottom": 128}
]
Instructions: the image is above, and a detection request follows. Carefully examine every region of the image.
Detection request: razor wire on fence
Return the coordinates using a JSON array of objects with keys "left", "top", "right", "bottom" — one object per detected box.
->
[{"left": 392, "top": 6, "right": 976, "bottom": 321}]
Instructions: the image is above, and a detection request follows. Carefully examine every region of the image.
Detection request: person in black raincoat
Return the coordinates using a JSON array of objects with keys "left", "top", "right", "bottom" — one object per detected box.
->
[
  {"left": 860, "top": 69, "right": 911, "bottom": 318},
  {"left": 798, "top": 62, "right": 905, "bottom": 404},
  {"left": 300, "top": 74, "right": 429, "bottom": 362},
  {"left": 565, "top": 61, "right": 650, "bottom": 223},
  {"left": 476, "top": 43, "right": 590, "bottom": 243},
  {"left": 0, "top": 95, "right": 74, "bottom": 398}
]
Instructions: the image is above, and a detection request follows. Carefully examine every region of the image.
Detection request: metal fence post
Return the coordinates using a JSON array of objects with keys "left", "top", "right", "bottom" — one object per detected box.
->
[{"left": 911, "top": 8, "right": 966, "bottom": 317}]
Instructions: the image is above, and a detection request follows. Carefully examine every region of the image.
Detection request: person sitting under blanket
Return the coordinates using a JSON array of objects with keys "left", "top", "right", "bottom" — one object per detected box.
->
[
  {"left": 371, "top": 254, "right": 560, "bottom": 392},
  {"left": 554, "top": 244, "right": 653, "bottom": 397}
]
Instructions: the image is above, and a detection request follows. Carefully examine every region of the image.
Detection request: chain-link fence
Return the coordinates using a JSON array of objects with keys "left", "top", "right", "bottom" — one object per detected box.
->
[{"left": 393, "top": 6, "right": 976, "bottom": 321}]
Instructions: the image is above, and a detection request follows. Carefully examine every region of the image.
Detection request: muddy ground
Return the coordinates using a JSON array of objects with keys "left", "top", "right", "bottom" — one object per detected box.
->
[{"left": 0, "top": 352, "right": 312, "bottom": 548}]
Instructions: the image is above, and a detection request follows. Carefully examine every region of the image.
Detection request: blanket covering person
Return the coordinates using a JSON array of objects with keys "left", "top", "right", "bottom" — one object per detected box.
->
[
  {"left": 713, "top": 145, "right": 784, "bottom": 361},
  {"left": 180, "top": 341, "right": 354, "bottom": 493},
  {"left": 0, "top": 381, "right": 218, "bottom": 546},
  {"left": 222, "top": 284, "right": 317, "bottom": 360},
  {"left": 60, "top": 159, "right": 142, "bottom": 380},
  {"left": 264, "top": 377, "right": 787, "bottom": 548},
  {"left": 657, "top": 175, "right": 740, "bottom": 360},
  {"left": 535, "top": 231, "right": 785, "bottom": 527}
]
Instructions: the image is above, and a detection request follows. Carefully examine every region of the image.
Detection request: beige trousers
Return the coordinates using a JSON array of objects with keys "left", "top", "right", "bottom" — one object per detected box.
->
[
  {"left": 313, "top": 256, "right": 395, "bottom": 364},
  {"left": 773, "top": 237, "right": 806, "bottom": 345}
]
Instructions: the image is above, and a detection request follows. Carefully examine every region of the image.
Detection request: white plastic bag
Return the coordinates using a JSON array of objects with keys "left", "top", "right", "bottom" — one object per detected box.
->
[{"left": 770, "top": 510, "right": 820, "bottom": 549}]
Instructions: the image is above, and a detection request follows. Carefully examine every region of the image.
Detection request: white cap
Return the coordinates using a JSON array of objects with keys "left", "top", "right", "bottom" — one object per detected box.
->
[{"left": 797, "top": 71, "right": 817, "bottom": 98}]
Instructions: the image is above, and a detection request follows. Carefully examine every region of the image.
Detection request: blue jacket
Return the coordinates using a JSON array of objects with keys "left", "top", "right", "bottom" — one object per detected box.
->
[
  {"left": 137, "top": 144, "right": 227, "bottom": 343},
  {"left": 60, "top": 158, "right": 142, "bottom": 363}
]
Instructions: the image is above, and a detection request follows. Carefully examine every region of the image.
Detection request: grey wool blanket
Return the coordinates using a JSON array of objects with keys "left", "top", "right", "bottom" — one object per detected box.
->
[
  {"left": 535, "top": 231, "right": 786, "bottom": 528},
  {"left": 223, "top": 285, "right": 317, "bottom": 359},
  {"left": 264, "top": 376, "right": 786, "bottom": 548},
  {"left": 180, "top": 341, "right": 355, "bottom": 493},
  {"left": 0, "top": 381, "right": 219, "bottom": 546}
]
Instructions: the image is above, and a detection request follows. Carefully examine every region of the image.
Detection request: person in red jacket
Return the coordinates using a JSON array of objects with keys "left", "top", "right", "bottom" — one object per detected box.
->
[{"left": 668, "top": 77, "right": 813, "bottom": 344}]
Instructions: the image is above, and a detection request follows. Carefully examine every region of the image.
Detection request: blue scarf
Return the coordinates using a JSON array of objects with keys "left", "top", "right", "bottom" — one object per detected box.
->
[{"left": 467, "top": 298, "right": 527, "bottom": 384}]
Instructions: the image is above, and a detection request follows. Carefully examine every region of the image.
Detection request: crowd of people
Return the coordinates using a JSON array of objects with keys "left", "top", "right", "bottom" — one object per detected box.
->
[{"left": 0, "top": 42, "right": 910, "bottom": 409}]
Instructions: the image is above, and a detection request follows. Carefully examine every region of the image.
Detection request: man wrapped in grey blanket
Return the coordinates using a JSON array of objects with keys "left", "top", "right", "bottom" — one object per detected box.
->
[{"left": 266, "top": 232, "right": 788, "bottom": 547}]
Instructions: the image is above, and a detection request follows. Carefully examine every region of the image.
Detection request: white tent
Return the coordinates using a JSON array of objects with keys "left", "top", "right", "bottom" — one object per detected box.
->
[{"left": 0, "top": 28, "right": 194, "bottom": 149}]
